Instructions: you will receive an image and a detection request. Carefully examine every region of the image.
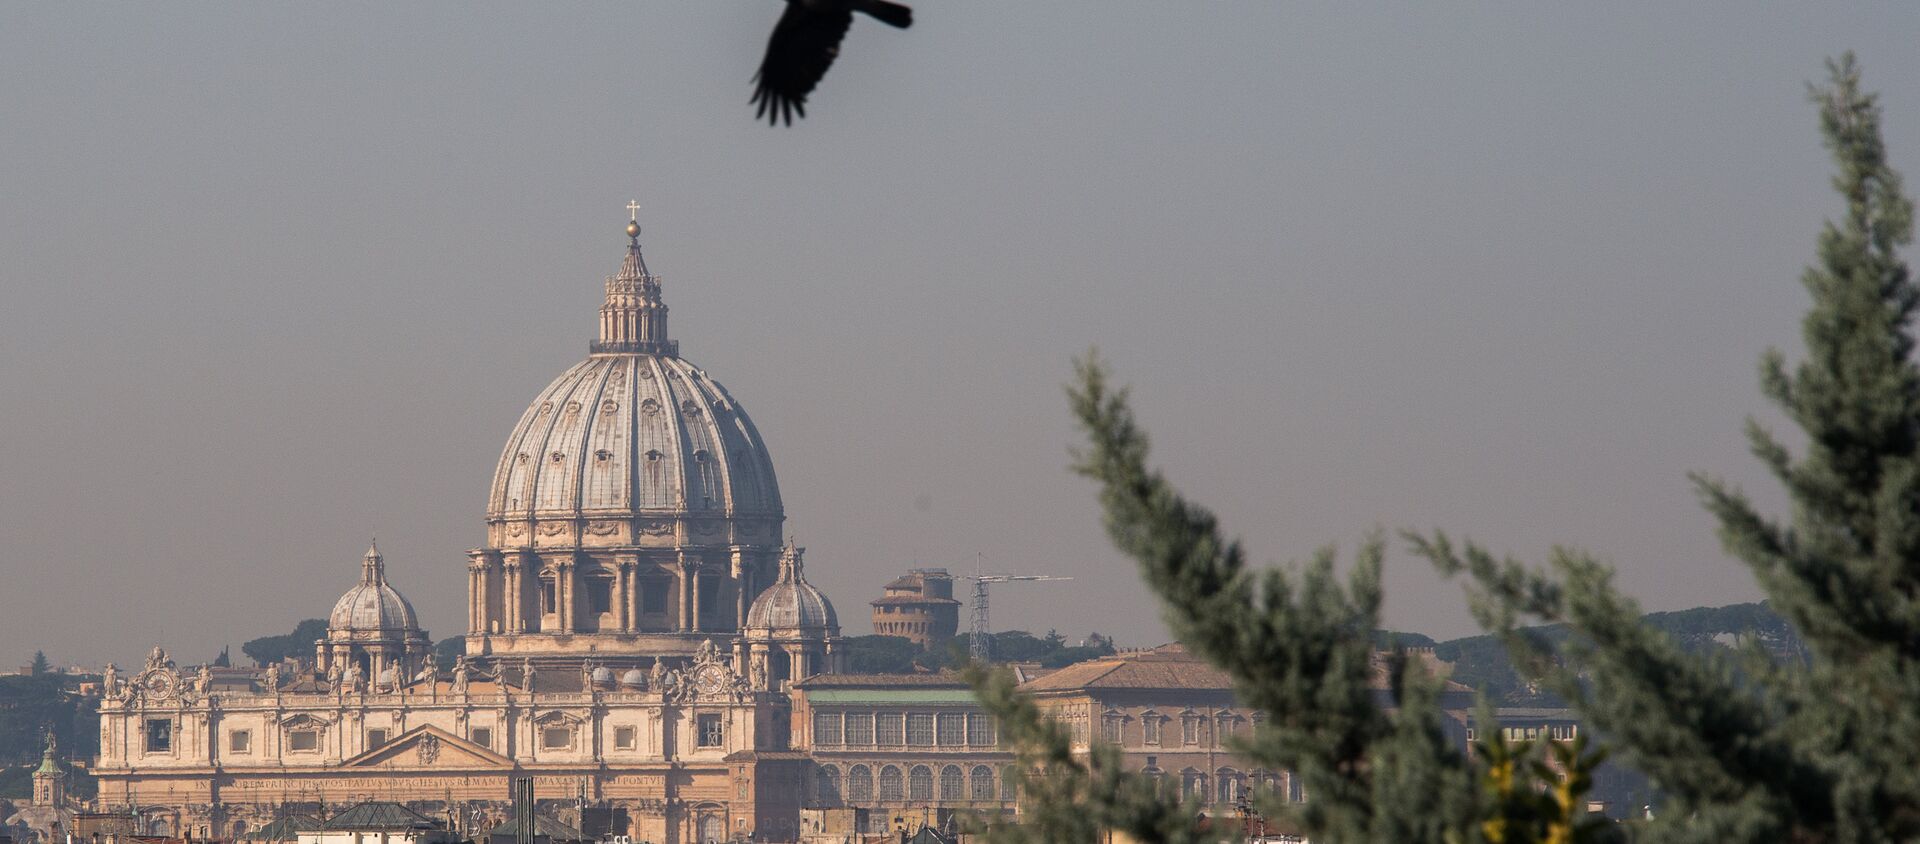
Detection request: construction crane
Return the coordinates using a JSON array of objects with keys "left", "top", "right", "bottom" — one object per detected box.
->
[{"left": 967, "top": 571, "right": 1073, "bottom": 662}]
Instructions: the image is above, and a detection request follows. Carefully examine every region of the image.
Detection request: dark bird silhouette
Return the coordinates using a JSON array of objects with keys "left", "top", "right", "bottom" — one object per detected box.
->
[{"left": 752, "top": 0, "right": 912, "bottom": 125}]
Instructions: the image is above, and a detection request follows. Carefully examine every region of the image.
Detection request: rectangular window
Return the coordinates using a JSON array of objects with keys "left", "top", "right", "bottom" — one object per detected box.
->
[
  {"left": 471, "top": 727, "right": 493, "bottom": 749},
  {"left": 288, "top": 730, "right": 319, "bottom": 752},
  {"left": 587, "top": 579, "right": 613, "bottom": 614},
  {"left": 844, "top": 713, "right": 874, "bottom": 746},
  {"left": 936, "top": 712, "right": 964, "bottom": 745},
  {"left": 1143, "top": 717, "right": 1161, "bottom": 746},
  {"left": 1072, "top": 718, "right": 1088, "bottom": 744},
  {"left": 876, "top": 713, "right": 904, "bottom": 746},
  {"left": 1102, "top": 718, "right": 1123, "bottom": 744},
  {"left": 641, "top": 578, "right": 670, "bottom": 614},
  {"left": 813, "top": 712, "right": 843, "bottom": 745},
  {"left": 698, "top": 714, "right": 725, "bottom": 748},
  {"left": 542, "top": 580, "right": 557, "bottom": 614},
  {"left": 966, "top": 713, "right": 995, "bottom": 746},
  {"left": 614, "top": 726, "right": 636, "bottom": 750},
  {"left": 367, "top": 729, "right": 389, "bottom": 750},
  {"left": 144, "top": 719, "right": 172, "bottom": 753},
  {"left": 906, "top": 713, "right": 934, "bottom": 746},
  {"left": 542, "top": 726, "right": 573, "bottom": 750},
  {"left": 228, "top": 731, "right": 251, "bottom": 753},
  {"left": 1182, "top": 718, "right": 1199, "bottom": 746}
]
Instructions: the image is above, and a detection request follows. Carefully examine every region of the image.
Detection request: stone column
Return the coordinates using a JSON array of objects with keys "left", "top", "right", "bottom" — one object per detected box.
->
[
  {"left": 677, "top": 555, "right": 692, "bottom": 632},
  {"left": 467, "top": 562, "right": 483, "bottom": 634},
  {"left": 618, "top": 562, "right": 634, "bottom": 633},
  {"left": 690, "top": 567, "right": 703, "bottom": 633},
  {"left": 558, "top": 559, "right": 576, "bottom": 632},
  {"left": 730, "top": 547, "right": 748, "bottom": 631},
  {"left": 504, "top": 559, "right": 523, "bottom": 632}
]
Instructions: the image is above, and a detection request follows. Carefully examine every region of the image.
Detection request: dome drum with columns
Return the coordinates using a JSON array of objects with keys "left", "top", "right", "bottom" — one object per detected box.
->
[{"left": 466, "top": 218, "right": 813, "bottom": 671}]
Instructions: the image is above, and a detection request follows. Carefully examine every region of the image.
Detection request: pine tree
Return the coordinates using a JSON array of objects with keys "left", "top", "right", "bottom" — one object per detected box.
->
[
  {"left": 971, "top": 356, "right": 1609, "bottom": 843},
  {"left": 973, "top": 54, "right": 1910, "bottom": 844},
  {"left": 29, "top": 650, "right": 49, "bottom": 677},
  {"left": 1410, "top": 54, "right": 1919, "bottom": 840}
]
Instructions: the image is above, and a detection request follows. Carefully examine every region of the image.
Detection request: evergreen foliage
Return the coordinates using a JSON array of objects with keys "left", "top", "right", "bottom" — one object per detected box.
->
[
  {"left": 240, "top": 619, "right": 327, "bottom": 667},
  {"left": 970, "top": 358, "right": 1614, "bottom": 842},
  {"left": 212, "top": 646, "right": 231, "bottom": 668},
  {"left": 842, "top": 631, "right": 1116, "bottom": 674},
  {"left": 973, "top": 52, "right": 1907, "bottom": 844},
  {"left": 434, "top": 636, "right": 466, "bottom": 665},
  {"left": 27, "top": 652, "right": 48, "bottom": 678},
  {"left": 1408, "top": 55, "right": 1919, "bottom": 840}
]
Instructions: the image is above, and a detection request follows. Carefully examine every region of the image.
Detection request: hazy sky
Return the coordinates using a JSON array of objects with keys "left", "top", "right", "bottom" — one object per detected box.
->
[{"left": 3, "top": 3, "right": 1918, "bottom": 669}]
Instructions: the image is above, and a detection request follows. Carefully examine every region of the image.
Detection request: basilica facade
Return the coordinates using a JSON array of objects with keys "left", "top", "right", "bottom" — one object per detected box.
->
[{"left": 92, "top": 218, "right": 845, "bottom": 844}]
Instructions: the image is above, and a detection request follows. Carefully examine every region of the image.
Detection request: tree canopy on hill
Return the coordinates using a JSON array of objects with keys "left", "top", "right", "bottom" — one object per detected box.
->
[
  {"left": 241, "top": 619, "right": 327, "bottom": 667},
  {"left": 0, "top": 673, "right": 99, "bottom": 799},
  {"left": 841, "top": 631, "right": 1118, "bottom": 674}
]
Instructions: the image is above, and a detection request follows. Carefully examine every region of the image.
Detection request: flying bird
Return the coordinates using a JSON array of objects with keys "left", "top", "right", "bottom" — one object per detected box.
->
[{"left": 751, "top": 0, "right": 912, "bottom": 125}]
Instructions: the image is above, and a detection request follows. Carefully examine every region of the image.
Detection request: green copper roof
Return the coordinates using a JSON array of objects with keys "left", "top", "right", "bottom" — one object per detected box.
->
[
  {"left": 803, "top": 689, "right": 980, "bottom": 705},
  {"left": 35, "top": 736, "right": 61, "bottom": 775}
]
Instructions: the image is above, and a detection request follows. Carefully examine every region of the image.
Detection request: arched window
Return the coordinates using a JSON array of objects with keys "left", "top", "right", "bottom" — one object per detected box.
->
[
  {"left": 1181, "top": 769, "right": 1207, "bottom": 802},
  {"left": 1251, "top": 769, "right": 1275, "bottom": 796},
  {"left": 940, "top": 765, "right": 964, "bottom": 800},
  {"left": 847, "top": 765, "right": 874, "bottom": 802},
  {"left": 1216, "top": 768, "right": 1242, "bottom": 804},
  {"left": 909, "top": 765, "right": 934, "bottom": 801},
  {"left": 879, "top": 765, "right": 904, "bottom": 801},
  {"left": 816, "top": 765, "right": 841, "bottom": 805},
  {"left": 970, "top": 765, "right": 995, "bottom": 801}
]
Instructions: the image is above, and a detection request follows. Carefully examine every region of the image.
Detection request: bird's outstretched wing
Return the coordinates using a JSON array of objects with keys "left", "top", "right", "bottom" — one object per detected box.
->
[{"left": 752, "top": 2, "right": 854, "bottom": 126}]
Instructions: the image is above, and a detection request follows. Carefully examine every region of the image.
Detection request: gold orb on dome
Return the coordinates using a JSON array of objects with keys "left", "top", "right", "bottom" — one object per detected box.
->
[{"left": 626, "top": 221, "right": 642, "bottom": 239}]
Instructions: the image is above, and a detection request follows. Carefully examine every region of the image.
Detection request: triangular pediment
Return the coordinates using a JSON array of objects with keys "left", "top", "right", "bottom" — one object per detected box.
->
[{"left": 339, "top": 724, "right": 513, "bottom": 769}]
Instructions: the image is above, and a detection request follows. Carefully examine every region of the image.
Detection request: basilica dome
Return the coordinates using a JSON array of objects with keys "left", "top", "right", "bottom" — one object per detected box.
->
[
  {"left": 745, "top": 541, "right": 838, "bottom": 632},
  {"left": 329, "top": 542, "right": 420, "bottom": 633},
  {"left": 466, "top": 218, "right": 792, "bottom": 661},
  {"left": 485, "top": 228, "right": 782, "bottom": 531}
]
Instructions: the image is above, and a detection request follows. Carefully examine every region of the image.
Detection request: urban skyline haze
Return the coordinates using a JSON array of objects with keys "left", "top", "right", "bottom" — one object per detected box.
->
[{"left": 3, "top": 3, "right": 1919, "bottom": 667}]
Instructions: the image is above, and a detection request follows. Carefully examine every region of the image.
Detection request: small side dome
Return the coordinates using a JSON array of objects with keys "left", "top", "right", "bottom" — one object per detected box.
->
[
  {"left": 591, "top": 665, "right": 614, "bottom": 688},
  {"left": 328, "top": 542, "right": 421, "bottom": 633},
  {"left": 745, "top": 540, "right": 839, "bottom": 632},
  {"left": 619, "top": 668, "right": 647, "bottom": 689}
]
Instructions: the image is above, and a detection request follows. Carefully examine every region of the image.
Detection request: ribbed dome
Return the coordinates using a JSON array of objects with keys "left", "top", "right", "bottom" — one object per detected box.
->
[
  {"left": 488, "top": 355, "right": 782, "bottom": 519},
  {"left": 486, "top": 232, "right": 782, "bottom": 523},
  {"left": 329, "top": 542, "right": 420, "bottom": 632},
  {"left": 746, "top": 541, "right": 838, "bottom": 631}
]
